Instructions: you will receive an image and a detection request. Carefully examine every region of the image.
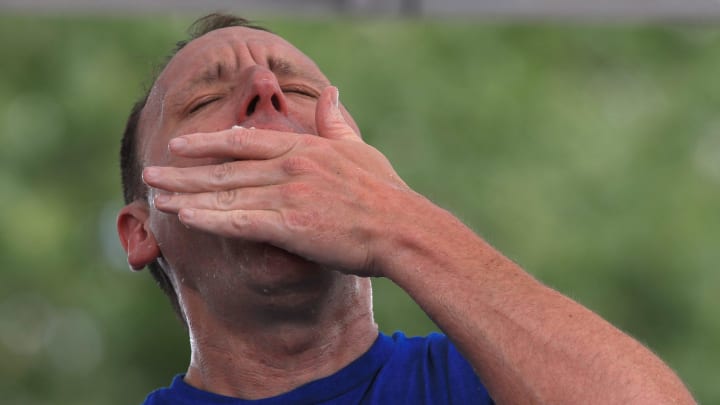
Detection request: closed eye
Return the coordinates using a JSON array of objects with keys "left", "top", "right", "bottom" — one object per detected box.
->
[
  {"left": 188, "top": 96, "right": 221, "bottom": 114},
  {"left": 282, "top": 85, "right": 318, "bottom": 98}
]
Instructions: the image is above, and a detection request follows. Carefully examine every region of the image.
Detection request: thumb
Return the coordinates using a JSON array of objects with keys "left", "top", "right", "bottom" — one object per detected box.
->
[{"left": 315, "top": 86, "right": 362, "bottom": 142}]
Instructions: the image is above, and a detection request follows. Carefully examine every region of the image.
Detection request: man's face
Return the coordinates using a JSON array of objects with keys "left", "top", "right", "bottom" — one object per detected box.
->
[{"left": 137, "top": 26, "right": 342, "bottom": 316}]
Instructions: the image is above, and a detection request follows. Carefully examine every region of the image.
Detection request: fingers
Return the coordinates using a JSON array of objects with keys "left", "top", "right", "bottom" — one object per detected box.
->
[
  {"left": 168, "top": 126, "right": 300, "bottom": 159},
  {"left": 315, "top": 86, "right": 362, "bottom": 142},
  {"left": 178, "top": 208, "right": 285, "bottom": 243},
  {"left": 152, "top": 185, "right": 283, "bottom": 214},
  {"left": 143, "top": 160, "right": 283, "bottom": 193}
]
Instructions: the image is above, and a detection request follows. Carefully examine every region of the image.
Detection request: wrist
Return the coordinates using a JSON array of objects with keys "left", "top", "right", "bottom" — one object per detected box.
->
[{"left": 370, "top": 189, "right": 483, "bottom": 283}]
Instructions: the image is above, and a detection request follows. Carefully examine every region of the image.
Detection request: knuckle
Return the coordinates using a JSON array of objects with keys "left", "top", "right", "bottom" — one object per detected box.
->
[
  {"left": 229, "top": 132, "right": 249, "bottom": 150},
  {"left": 282, "top": 209, "right": 319, "bottom": 231},
  {"left": 281, "top": 156, "right": 318, "bottom": 176},
  {"left": 215, "top": 189, "right": 237, "bottom": 208},
  {"left": 211, "top": 162, "right": 234, "bottom": 183},
  {"left": 279, "top": 182, "right": 311, "bottom": 201},
  {"left": 230, "top": 211, "right": 251, "bottom": 230}
]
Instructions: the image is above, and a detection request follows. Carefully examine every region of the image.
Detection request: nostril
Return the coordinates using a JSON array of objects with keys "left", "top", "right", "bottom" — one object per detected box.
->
[
  {"left": 246, "top": 95, "right": 259, "bottom": 116},
  {"left": 271, "top": 94, "right": 281, "bottom": 111}
]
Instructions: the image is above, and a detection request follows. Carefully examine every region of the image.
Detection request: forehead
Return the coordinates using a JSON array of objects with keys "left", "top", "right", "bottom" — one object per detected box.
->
[{"left": 155, "top": 26, "right": 321, "bottom": 95}]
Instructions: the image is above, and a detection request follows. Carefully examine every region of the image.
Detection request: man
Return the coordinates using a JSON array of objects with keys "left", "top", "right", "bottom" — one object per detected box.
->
[{"left": 117, "top": 13, "right": 695, "bottom": 404}]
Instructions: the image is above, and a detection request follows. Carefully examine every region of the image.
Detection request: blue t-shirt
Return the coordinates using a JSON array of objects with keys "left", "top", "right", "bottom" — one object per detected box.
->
[{"left": 142, "top": 332, "right": 493, "bottom": 404}]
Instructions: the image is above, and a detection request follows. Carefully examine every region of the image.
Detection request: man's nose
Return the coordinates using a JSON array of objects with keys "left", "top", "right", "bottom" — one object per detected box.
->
[{"left": 238, "top": 67, "right": 288, "bottom": 122}]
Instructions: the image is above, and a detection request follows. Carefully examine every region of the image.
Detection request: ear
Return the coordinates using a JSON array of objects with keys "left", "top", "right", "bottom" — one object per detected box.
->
[{"left": 117, "top": 200, "right": 160, "bottom": 271}]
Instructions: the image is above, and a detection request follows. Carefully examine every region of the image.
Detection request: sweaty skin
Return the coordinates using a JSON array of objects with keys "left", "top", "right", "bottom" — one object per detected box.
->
[{"left": 118, "top": 26, "right": 696, "bottom": 403}]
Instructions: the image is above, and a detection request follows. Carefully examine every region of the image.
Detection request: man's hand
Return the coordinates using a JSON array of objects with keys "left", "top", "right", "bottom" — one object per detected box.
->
[
  {"left": 142, "top": 86, "right": 696, "bottom": 404},
  {"left": 143, "top": 86, "right": 411, "bottom": 276}
]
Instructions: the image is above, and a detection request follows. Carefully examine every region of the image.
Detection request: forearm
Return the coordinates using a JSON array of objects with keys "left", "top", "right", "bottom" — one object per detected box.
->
[{"left": 380, "top": 193, "right": 695, "bottom": 404}]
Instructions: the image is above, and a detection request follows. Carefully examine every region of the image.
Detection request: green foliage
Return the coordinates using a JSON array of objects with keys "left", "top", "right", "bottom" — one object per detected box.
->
[{"left": 0, "top": 14, "right": 717, "bottom": 404}]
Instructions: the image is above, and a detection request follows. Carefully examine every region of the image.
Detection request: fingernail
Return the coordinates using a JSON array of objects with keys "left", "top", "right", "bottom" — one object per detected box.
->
[
  {"left": 180, "top": 208, "right": 195, "bottom": 220},
  {"left": 169, "top": 137, "right": 188, "bottom": 150},
  {"left": 143, "top": 167, "right": 159, "bottom": 182},
  {"left": 331, "top": 87, "right": 344, "bottom": 122},
  {"left": 232, "top": 125, "right": 244, "bottom": 130},
  {"left": 155, "top": 194, "right": 170, "bottom": 205}
]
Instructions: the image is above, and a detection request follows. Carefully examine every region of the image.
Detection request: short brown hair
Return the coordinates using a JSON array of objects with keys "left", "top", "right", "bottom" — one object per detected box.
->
[{"left": 119, "top": 13, "right": 270, "bottom": 324}]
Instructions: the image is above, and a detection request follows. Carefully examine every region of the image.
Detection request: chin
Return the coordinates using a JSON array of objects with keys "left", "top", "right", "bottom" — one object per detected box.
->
[
  {"left": 191, "top": 241, "right": 351, "bottom": 321},
  {"left": 246, "top": 245, "right": 336, "bottom": 295}
]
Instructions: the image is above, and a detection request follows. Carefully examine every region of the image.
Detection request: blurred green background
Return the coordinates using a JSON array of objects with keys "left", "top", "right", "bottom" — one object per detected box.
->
[{"left": 0, "top": 13, "right": 718, "bottom": 404}]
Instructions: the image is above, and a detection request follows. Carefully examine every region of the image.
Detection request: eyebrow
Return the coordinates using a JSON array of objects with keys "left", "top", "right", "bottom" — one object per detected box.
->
[
  {"left": 183, "top": 62, "right": 227, "bottom": 91},
  {"left": 199, "top": 61, "right": 225, "bottom": 85},
  {"left": 268, "top": 56, "right": 329, "bottom": 89},
  {"left": 168, "top": 61, "right": 228, "bottom": 107},
  {"left": 268, "top": 57, "right": 294, "bottom": 76}
]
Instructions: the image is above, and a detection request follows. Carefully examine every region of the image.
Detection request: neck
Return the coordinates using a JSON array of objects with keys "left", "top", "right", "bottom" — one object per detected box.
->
[{"left": 182, "top": 276, "right": 378, "bottom": 400}]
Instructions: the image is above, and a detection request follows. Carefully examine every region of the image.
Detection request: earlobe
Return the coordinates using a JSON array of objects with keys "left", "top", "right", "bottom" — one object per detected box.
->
[{"left": 117, "top": 201, "right": 160, "bottom": 271}]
